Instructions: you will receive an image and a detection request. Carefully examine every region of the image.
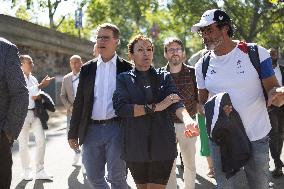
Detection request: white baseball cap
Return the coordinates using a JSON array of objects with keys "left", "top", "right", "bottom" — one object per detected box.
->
[{"left": 191, "top": 9, "right": 231, "bottom": 33}]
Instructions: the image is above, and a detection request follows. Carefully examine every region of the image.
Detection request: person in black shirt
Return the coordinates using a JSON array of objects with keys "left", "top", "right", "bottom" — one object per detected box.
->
[{"left": 113, "top": 35, "right": 199, "bottom": 189}]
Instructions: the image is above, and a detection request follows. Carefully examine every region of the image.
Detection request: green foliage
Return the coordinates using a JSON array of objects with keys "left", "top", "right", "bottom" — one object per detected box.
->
[
  {"left": 222, "top": 0, "right": 283, "bottom": 42},
  {"left": 9, "top": 0, "right": 284, "bottom": 60},
  {"left": 56, "top": 15, "right": 92, "bottom": 39},
  {"left": 85, "top": 0, "right": 220, "bottom": 64},
  {"left": 85, "top": 0, "right": 159, "bottom": 60},
  {"left": 15, "top": 5, "right": 31, "bottom": 21}
]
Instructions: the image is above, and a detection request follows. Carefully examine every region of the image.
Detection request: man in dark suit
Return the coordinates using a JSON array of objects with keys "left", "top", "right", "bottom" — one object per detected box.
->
[
  {"left": 0, "top": 37, "right": 29, "bottom": 189},
  {"left": 268, "top": 48, "right": 284, "bottom": 178},
  {"left": 68, "top": 23, "right": 132, "bottom": 189}
]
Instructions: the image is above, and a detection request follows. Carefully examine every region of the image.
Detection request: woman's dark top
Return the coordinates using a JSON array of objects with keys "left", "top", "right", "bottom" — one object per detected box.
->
[{"left": 113, "top": 67, "right": 184, "bottom": 162}]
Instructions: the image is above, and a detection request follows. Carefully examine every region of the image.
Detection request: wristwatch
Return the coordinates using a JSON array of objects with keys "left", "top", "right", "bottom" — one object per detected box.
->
[{"left": 144, "top": 104, "right": 156, "bottom": 114}]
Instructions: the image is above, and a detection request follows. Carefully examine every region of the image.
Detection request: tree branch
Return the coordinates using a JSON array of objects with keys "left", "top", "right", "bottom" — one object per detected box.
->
[
  {"left": 52, "top": 0, "right": 62, "bottom": 15},
  {"left": 55, "top": 15, "right": 65, "bottom": 30}
]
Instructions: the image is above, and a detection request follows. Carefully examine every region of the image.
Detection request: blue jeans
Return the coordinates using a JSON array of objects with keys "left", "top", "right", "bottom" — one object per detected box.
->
[
  {"left": 210, "top": 135, "right": 269, "bottom": 189},
  {"left": 82, "top": 121, "right": 127, "bottom": 189}
]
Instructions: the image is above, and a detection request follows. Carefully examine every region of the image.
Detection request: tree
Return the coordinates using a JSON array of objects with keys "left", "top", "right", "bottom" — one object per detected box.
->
[
  {"left": 165, "top": 0, "right": 284, "bottom": 55},
  {"left": 11, "top": 0, "right": 71, "bottom": 29},
  {"left": 15, "top": 4, "right": 31, "bottom": 21},
  {"left": 57, "top": 14, "right": 92, "bottom": 39},
  {"left": 9, "top": 0, "right": 283, "bottom": 59},
  {"left": 165, "top": 0, "right": 219, "bottom": 56},
  {"left": 46, "top": 0, "right": 65, "bottom": 29},
  {"left": 9, "top": 0, "right": 92, "bottom": 39},
  {"left": 222, "top": 0, "right": 284, "bottom": 43},
  {"left": 85, "top": 0, "right": 159, "bottom": 59}
]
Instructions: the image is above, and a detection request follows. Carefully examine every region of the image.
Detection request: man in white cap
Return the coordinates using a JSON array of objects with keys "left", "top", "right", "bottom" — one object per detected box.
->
[{"left": 192, "top": 9, "right": 284, "bottom": 189}]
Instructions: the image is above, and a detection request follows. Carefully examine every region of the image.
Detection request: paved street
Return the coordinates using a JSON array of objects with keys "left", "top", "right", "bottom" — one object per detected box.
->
[{"left": 10, "top": 107, "right": 284, "bottom": 189}]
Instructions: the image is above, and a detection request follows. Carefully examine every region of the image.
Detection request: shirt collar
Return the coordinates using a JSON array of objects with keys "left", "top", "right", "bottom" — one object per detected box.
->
[
  {"left": 72, "top": 72, "right": 80, "bottom": 77},
  {"left": 131, "top": 66, "right": 156, "bottom": 78},
  {"left": 165, "top": 63, "right": 187, "bottom": 75},
  {"left": 97, "top": 53, "right": 117, "bottom": 67},
  {"left": 23, "top": 72, "right": 32, "bottom": 80}
]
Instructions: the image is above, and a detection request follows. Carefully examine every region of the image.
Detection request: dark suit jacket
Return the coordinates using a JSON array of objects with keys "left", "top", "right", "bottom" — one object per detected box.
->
[
  {"left": 68, "top": 56, "right": 133, "bottom": 145},
  {"left": 0, "top": 38, "right": 29, "bottom": 140},
  {"left": 34, "top": 91, "right": 56, "bottom": 130}
]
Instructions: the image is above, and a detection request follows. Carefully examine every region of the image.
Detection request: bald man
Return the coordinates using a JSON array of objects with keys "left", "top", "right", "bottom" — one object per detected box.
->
[{"left": 60, "top": 55, "right": 83, "bottom": 166}]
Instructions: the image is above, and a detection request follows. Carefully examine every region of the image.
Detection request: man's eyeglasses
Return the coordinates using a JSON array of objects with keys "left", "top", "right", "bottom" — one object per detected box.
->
[
  {"left": 96, "top": 35, "right": 115, "bottom": 42},
  {"left": 167, "top": 48, "right": 183, "bottom": 53}
]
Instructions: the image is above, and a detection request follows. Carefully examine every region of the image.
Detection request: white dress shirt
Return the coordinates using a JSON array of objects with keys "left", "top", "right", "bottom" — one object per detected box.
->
[
  {"left": 24, "top": 73, "right": 40, "bottom": 109},
  {"left": 91, "top": 54, "right": 117, "bottom": 120},
  {"left": 72, "top": 72, "right": 80, "bottom": 98},
  {"left": 274, "top": 65, "right": 283, "bottom": 86}
]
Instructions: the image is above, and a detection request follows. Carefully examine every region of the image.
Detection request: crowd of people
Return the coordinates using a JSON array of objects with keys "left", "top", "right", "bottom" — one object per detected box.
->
[{"left": 0, "top": 8, "right": 284, "bottom": 189}]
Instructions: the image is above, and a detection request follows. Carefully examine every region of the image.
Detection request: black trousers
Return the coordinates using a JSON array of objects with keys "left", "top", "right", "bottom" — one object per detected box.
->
[
  {"left": 0, "top": 131, "right": 12, "bottom": 189},
  {"left": 269, "top": 108, "right": 284, "bottom": 168}
]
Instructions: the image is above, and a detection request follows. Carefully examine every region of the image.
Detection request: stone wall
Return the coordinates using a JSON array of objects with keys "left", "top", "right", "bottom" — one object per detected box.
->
[{"left": 0, "top": 14, "right": 94, "bottom": 105}]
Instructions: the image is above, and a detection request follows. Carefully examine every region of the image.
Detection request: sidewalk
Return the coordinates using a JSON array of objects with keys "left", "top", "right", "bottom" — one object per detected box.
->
[{"left": 10, "top": 107, "right": 284, "bottom": 189}]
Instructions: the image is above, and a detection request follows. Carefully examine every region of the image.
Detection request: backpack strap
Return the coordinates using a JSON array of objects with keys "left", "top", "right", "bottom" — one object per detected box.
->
[
  {"left": 202, "top": 51, "right": 211, "bottom": 80},
  {"left": 247, "top": 44, "right": 268, "bottom": 102},
  {"left": 188, "top": 66, "right": 198, "bottom": 101}
]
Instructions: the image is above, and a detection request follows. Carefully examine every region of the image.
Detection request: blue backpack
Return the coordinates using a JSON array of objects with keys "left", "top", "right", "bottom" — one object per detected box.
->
[{"left": 201, "top": 43, "right": 268, "bottom": 101}]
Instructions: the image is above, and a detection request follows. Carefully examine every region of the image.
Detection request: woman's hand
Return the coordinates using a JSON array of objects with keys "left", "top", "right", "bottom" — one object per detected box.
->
[
  {"left": 155, "top": 93, "right": 180, "bottom": 112},
  {"left": 32, "top": 95, "right": 41, "bottom": 100},
  {"left": 184, "top": 120, "right": 199, "bottom": 137},
  {"left": 223, "top": 105, "right": 233, "bottom": 117}
]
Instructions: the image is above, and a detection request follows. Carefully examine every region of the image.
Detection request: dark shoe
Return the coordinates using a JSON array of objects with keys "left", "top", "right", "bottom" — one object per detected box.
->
[{"left": 272, "top": 167, "right": 283, "bottom": 178}]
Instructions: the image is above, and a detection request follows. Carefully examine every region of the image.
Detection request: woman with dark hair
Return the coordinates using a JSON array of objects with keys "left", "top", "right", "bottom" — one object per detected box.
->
[{"left": 113, "top": 35, "right": 199, "bottom": 189}]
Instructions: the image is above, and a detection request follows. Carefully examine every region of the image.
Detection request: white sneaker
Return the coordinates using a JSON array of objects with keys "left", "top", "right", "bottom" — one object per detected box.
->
[
  {"left": 35, "top": 169, "right": 53, "bottom": 180},
  {"left": 22, "top": 168, "right": 33, "bottom": 181},
  {"left": 72, "top": 152, "right": 80, "bottom": 166}
]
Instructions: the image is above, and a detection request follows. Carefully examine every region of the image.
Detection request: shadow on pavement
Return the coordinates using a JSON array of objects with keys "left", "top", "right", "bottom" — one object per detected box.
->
[
  {"left": 195, "top": 174, "right": 215, "bottom": 189},
  {"left": 15, "top": 180, "right": 29, "bottom": 189},
  {"left": 270, "top": 173, "right": 284, "bottom": 189},
  {"left": 176, "top": 165, "right": 215, "bottom": 189},
  {"left": 14, "top": 179, "right": 53, "bottom": 189},
  {"left": 32, "top": 179, "right": 53, "bottom": 189},
  {"left": 68, "top": 166, "right": 91, "bottom": 189}
]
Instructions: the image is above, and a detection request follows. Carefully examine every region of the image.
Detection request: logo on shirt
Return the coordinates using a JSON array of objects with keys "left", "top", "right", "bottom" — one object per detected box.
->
[
  {"left": 236, "top": 59, "right": 245, "bottom": 74},
  {"left": 236, "top": 60, "right": 242, "bottom": 68},
  {"left": 210, "top": 70, "right": 216, "bottom": 74}
]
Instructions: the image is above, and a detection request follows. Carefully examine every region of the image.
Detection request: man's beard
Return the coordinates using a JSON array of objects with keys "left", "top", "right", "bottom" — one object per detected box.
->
[
  {"left": 170, "top": 56, "right": 182, "bottom": 66},
  {"left": 204, "top": 37, "right": 223, "bottom": 51}
]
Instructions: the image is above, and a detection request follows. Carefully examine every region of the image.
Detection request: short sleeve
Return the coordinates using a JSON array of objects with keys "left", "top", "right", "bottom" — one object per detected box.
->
[
  {"left": 195, "top": 58, "right": 206, "bottom": 89},
  {"left": 258, "top": 45, "right": 275, "bottom": 79}
]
